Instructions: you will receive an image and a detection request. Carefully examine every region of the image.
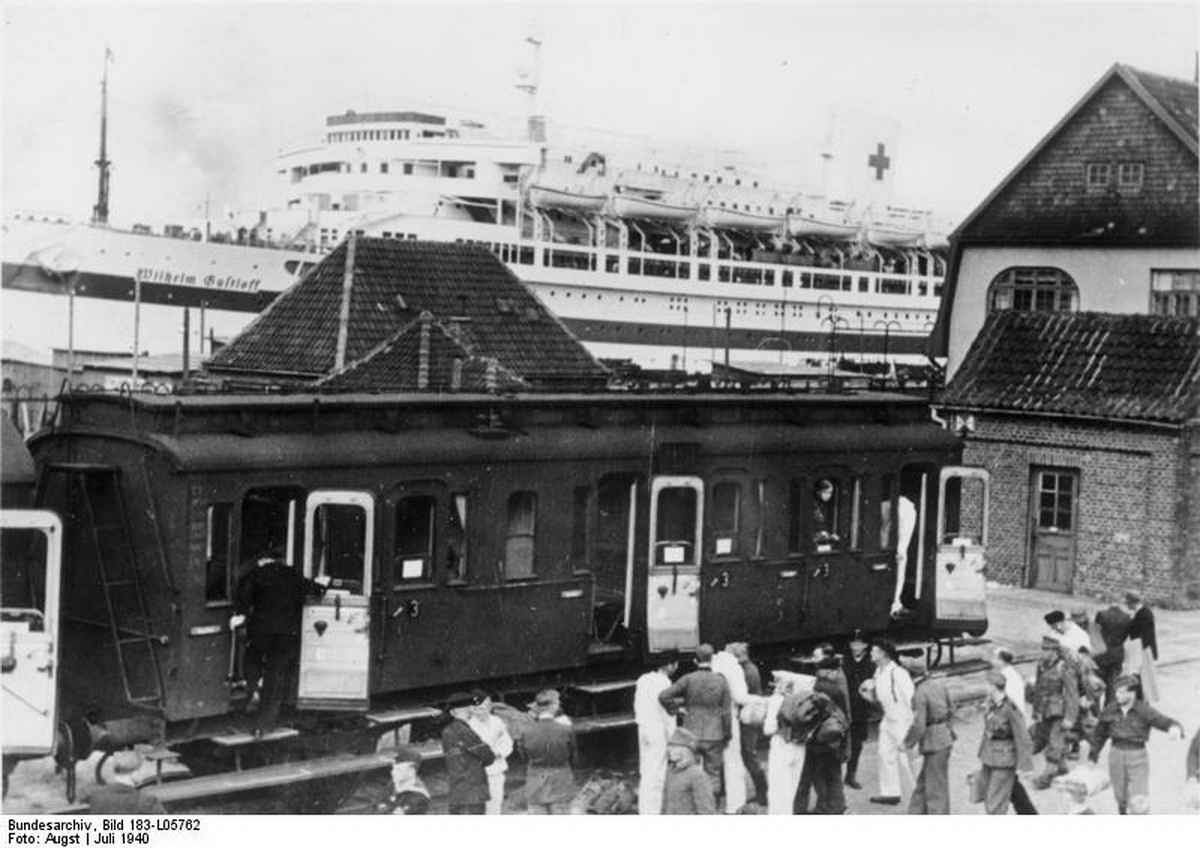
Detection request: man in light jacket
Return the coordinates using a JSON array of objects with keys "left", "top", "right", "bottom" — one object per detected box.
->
[
  {"left": 863, "top": 637, "right": 914, "bottom": 806},
  {"left": 634, "top": 651, "right": 680, "bottom": 815}
]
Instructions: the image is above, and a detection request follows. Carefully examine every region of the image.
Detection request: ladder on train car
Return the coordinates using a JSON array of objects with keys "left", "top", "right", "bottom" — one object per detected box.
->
[{"left": 40, "top": 464, "right": 165, "bottom": 712}]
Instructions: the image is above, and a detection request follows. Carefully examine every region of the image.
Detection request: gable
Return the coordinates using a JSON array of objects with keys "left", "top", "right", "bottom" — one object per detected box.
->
[{"left": 959, "top": 73, "right": 1199, "bottom": 247}]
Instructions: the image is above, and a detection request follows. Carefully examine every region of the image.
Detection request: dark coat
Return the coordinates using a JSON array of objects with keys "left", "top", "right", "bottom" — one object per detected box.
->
[
  {"left": 1127, "top": 606, "right": 1158, "bottom": 660},
  {"left": 978, "top": 697, "right": 1034, "bottom": 771},
  {"left": 658, "top": 667, "right": 731, "bottom": 743},
  {"left": 1088, "top": 700, "right": 1181, "bottom": 761},
  {"left": 1032, "top": 656, "right": 1079, "bottom": 724},
  {"left": 521, "top": 716, "right": 576, "bottom": 805},
  {"left": 235, "top": 562, "right": 325, "bottom": 637},
  {"left": 1093, "top": 605, "right": 1131, "bottom": 669},
  {"left": 904, "top": 675, "right": 955, "bottom": 753},
  {"left": 842, "top": 651, "right": 875, "bottom": 723},
  {"left": 663, "top": 762, "right": 717, "bottom": 814},
  {"left": 85, "top": 784, "right": 167, "bottom": 815},
  {"left": 442, "top": 717, "right": 495, "bottom": 806}
]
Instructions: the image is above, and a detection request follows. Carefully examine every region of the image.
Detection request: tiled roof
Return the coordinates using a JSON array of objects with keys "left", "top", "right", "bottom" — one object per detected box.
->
[
  {"left": 940, "top": 311, "right": 1200, "bottom": 424},
  {"left": 206, "top": 238, "right": 609, "bottom": 388},
  {"left": 317, "top": 312, "right": 524, "bottom": 393},
  {"left": 1125, "top": 65, "right": 1199, "bottom": 147}
]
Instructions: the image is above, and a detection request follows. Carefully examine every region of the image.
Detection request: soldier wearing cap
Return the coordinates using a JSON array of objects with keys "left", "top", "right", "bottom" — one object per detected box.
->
[
  {"left": 658, "top": 644, "right": 732, "bottom": 802},
  {"left": 841, "top": 629, "right": 874, "bottom": 790},
  {"left": 635, "top": 650, "right": 680, "bottom": 815},
  {"left": 903, "top": 658, "right": 955, "bottom": 814},
  {"left": 84, "top": 751, "right": 167, "bottom": 815},
  {"left": 976, "top": 670, "right": 1034, "bottom": 815},
  {"left": 441, "top": 691, "right": 496, "bottom": 814},
  {"left": 1088, "top": 674, "right": 1184, "bottom": 814},
  {"left": 664, "top": 727, "right": 717, "bottom": 815},
  {"left": 1030, "top": 634, "right": 1078, "bottom": 789},
  {"left": 521, "top": 689, "right": 577, "bottom": 814}
]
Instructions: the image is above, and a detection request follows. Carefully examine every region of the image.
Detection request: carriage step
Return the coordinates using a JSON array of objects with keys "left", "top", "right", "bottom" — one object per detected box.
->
[
  {"left": 571, "top": 712, "right": 636, "bottom": 734},
  {"left": 365, "top": 706, "right": 443, "bottom": 728},
  {"left": 211, "top": 727, "right": 300, "bottom": 747},
  {"left": 571, "top": 679, "right": 637, "bottom": 695}
]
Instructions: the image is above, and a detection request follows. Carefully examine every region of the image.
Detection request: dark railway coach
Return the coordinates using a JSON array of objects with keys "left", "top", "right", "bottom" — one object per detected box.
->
[{"left": 29, "top": 389, "right": 988, "bottom": 745}]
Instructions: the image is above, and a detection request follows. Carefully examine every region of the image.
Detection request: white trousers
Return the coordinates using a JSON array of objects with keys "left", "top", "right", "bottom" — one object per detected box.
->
[
  {"left": 877, "top": 716, "right": 915, "bottom": 798},
  {"left": 485, "top": 770, "right": 506, "bottom": 815},
  {"left": 722, "top": 714, "right": 746, "bottom": 813},
  {"left": 767, "top": 738, "right": 805, "bottom": 815},
  {"left": 637, "top": 734, "right": 668, "bottom": 815}
]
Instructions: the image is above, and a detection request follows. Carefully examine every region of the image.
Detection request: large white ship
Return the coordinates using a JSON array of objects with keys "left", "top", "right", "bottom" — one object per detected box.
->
[{"left": 3, "top": 71, "right": 947, "bottom": 374}]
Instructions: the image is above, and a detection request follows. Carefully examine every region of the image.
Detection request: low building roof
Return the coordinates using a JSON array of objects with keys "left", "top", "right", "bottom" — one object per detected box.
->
[{"left": 940, "top": 311, "right": 1200, "bottom": 424}]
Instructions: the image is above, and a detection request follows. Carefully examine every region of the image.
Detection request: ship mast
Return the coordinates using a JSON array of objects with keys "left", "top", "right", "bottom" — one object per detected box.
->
[
  {"left": 516, "top": 35, "right": 546, "bottom": 145},
  {"left": 92, "top": 47, "right": 113, "bottom": 226}
]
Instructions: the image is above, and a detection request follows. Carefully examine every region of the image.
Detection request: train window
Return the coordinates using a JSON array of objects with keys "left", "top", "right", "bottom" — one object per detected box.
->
[
  {"left": 570, "top": 487, "right": 591, "bottom": 567},
  {"left": 394, "top": 496, "right": 435, "bottom": 583},
  {"left": 445, "top": 493, "right": 469, "bottom": 581},
  {"left": 943, "top": 474, "right": 986, "bottom": 546},
  {"left": 711, "top": 482, "right": 740, "bottom": 557},
  {"left": 849, "top": 478, "right": 862, "bottom": 551},
  {"left": 653, "top": 485, "right": 699, "bottom": 566},
  {"left": 1, "top": 528, "right": 46, "bottom": 620},
  {"left": 812, "top": 478, "right": 840, "bottom": 552},
  {"left": 205, "top": 504, "right": 233, "bottom": 604},
  {"left": 505, "top": 491, "right": 538, "bottom": 579},
  {"left": 241, "top": 486, "right": 306, "bottom": 566},
  {"left": 879, "top": 475, "right": 898, "bottom": 549},
  {"left": 312, "top": 502, "right": 368, "bottom": 594}
]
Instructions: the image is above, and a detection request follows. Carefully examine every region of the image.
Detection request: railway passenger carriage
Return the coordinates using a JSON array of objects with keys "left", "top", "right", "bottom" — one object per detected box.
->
[{"left": 28, "top": 388, "right": 988, "bottom": 751}]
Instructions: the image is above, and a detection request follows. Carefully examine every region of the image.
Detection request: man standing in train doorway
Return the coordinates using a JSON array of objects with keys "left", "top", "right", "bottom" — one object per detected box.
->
[{"left": 229, "top": 545, "right": 329, "bottom": 735}]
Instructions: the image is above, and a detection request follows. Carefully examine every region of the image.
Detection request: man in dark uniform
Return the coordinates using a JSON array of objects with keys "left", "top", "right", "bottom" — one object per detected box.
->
[
  {"left": 1030, "top": 635, "right": 1078, "bottom": 789},
  {"left": 658, "top": 644, "right": 731, "bottom": 801},
  {"left": 441, "top": 692, "right": 496, "bottom": 814},
  {"left": 1094, "top": 601, "right": 1132, "bottom": 705},
  {"left": 841, "top": 629, "right": 874, "bottom": 790},
  {"left": 230, "top": 546, "right": 327, "bottom": 734},
  {"left": 903, "top": 661, "right": 955, "bottom": 815}
]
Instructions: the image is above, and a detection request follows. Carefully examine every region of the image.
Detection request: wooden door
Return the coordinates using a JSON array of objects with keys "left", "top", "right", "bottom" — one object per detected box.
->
[{"left": 1030, "top": 469, "right": 1077, "bottom": 592}]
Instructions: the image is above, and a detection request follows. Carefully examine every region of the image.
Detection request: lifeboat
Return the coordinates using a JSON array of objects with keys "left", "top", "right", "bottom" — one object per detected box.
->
[
  {"left": 696, "top": 204, "right": 784, "bottom": 231},
  {"left": 528, "top": 184, "right": 608, "bottom": 213},
  {"left": 607, "top": 194, "right": 697, "bottom": 221}
]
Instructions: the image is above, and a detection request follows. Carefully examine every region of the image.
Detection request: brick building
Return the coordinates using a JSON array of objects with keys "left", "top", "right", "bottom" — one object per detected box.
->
[{"left": 929, "top": 64, "right": 1200, "bottom": 606}]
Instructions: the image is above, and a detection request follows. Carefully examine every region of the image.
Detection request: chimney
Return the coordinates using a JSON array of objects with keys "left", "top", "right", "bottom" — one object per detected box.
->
[{"left": 417, "top": 311, "right": 432, "bottom": 390}]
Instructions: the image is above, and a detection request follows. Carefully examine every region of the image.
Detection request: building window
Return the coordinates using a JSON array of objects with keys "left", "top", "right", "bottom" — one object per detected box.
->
[
  {"left": 1036, "top": 470, "right": 1076, "bottom": 533},
  {"left": 403, "top": 163, "right": 413, "bottom": 175},
  {"left": 1117, "top": 162, "right": 1144, "bottom": 193},
  {"left": 505, "top": 491, "right": 537, "bottom": 579},
  {"left": 393, "top": 496, "right": 435, "bottom": 583},
  {"left": 380, "top": 162, "right": 389, "bottom": 174},
  {"left": 1086, "top": 162, "right": 1111, "bottom": 190},
  {"left": 988, "top": 267, "right": 1078, "bottom": 313},
  {"left": 1151, "top": 269, "right": 1200, "bottom": 317},
  {"left": 205, "top": 504, "right": 232, "bottom": 604}
]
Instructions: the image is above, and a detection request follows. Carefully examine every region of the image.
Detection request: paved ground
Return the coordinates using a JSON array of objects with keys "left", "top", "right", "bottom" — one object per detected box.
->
[{"left": 5, "top": 583, "right": 1199, "bottom": 814}]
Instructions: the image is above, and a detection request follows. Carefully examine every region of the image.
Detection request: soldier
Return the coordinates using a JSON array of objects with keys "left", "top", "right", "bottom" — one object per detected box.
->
[
  {"left": 658, "top": 644, "right": 732, "bottom": 801},
  {"left": 976, "top": 670, "right": 1034, "bottom": 815},
  {"left": 729, "top": 642, "right": 768, "bottom": 808},
  {"left": 1030, "top": 635, "right": 1078, "bottom": 789},
  {"left": 521, "top": 689, "right": 577, "bottom": 814},
  {"left": 841, "top": 630, "right": 875, "bottom": 790},
  {"left": 794, "top": 691, "right": 850, "bottom": 815},
  {"left": 1093, "top": 600, "right": 1132, "bottom": 705},
  {"left": 1088, "top": 675, "right": 1184, "bottom": 814},
  {"left": 903, "top": 661, "right": 955, "bottom": 815}
]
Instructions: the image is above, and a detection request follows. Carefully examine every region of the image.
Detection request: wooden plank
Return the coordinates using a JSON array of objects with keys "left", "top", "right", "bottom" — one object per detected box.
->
[
  {"left": 365, "top": 706, "right": 442, "bottom": 727},
  {"left": 211, "top": 728, "right": 300, "bottom": 747},
  {"left": 571, "top": 679, "right": 636, "bottom": 695},
  {"left": 150, "top": 752, "right": 396, "bottom": 804},
  {"left": 572, "top": 712, "right": 635, "bottom": 733}
]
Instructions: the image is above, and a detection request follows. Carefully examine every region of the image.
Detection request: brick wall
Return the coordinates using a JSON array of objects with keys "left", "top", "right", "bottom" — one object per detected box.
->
[{"left": 961, "top": 413, "right": 1196, "bottom": 607}]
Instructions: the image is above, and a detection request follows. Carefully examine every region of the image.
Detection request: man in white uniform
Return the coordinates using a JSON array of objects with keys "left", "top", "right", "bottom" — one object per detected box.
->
[
  {"left": 467, "top": 690, "right": 514, "bottom": 815},
  {"left": 634, "top": 651, "right": 680, "bottom": 815},
  {"left": 1044, "top": 610, "right": 1090, "bottom": 655},
  {"left": 713, "top": 643, "right": 752, "bottom": 813},
  {"left": 864, "top": 637, "right": 915, "bottom": 805}
]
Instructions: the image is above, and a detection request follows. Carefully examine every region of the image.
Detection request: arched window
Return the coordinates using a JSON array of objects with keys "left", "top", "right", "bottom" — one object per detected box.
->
[{"left": 988, "top": 267, "right": 1078, "bottom": 313}]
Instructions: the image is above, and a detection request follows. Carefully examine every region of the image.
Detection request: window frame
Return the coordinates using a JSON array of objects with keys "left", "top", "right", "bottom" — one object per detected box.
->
[
  {"left": 504, "top": 490, "right": 539, "bottom": 581},
  {"left": 391, "top": 493, "right": 437, "bottom": 587},
  {"left": 1116, "top": 162, "right": 1144, "bottom": 193},
  {"left": 1085, "top": 162, "right": 1111, "bottom": 190},
  {"left": 709, "top": 480, "right": 742, "bottom": 559},
  {"left": 987, "top": 267, "right": 1079, "bottom": 314},
  {"left": 204, "top": 502, "right": 234, "bottom": 608}
]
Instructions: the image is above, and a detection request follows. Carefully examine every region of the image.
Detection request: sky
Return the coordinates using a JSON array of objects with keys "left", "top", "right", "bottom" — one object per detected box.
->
[{"left": 2, "top": 0, "right": 1196, "bottom": 230}]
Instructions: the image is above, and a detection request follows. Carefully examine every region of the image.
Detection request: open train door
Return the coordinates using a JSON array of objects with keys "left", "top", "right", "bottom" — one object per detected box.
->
[
  {"left": 934, "top": 467, "right": 989, "bottom": 628},
  {"left": 1, "top": 510, "right": 62, "bottom": 758},
  {"left": 298, "top": 491, "right": 374, "bottom": 711},
  {"left": 645, "top": 476, "right": 702, "bottom": 653}
]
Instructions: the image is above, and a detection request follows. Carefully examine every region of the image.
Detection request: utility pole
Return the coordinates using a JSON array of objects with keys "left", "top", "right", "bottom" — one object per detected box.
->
[{"left": 92, "top": 47, "right": 114, "bottom": 225}]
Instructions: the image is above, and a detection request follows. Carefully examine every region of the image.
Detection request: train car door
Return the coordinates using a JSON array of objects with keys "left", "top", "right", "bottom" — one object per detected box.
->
[
  {"left": 934, "top": 468, "right": 990, "bottom": 625},
  {"left": 298, "top": 491, "right": 374, "bottom": 710},
  {"left": 646, "top": 476, "right": 702, "bottom": 653},
  {"left": 1, "top": 510, "right": 62, "bottom": 757}
]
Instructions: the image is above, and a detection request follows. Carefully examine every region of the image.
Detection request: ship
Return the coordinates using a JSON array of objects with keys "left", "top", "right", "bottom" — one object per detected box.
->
[{"left": 2, "top": 50, "right": 949, "bottom": 377}]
